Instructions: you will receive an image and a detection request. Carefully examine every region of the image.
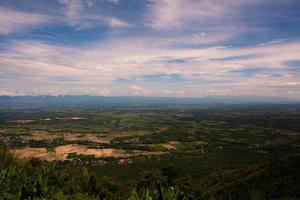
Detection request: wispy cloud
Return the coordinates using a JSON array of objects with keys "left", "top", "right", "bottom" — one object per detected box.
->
[
  {"left": 0, "top": 88, "right": 25, "bottom": 96},
  {"left": 0, "top": 6, "right": 52, "bottom": 35},
  {"left": 0, "top": 38, "right": 299, "bottom": 97},
  {"left": 146, "top": 0, "right": 263, "bottom": 30},
  {"left": 58, "top": 0, "right": 130, "bottom": 29},
  {"left": 108, "top": 0, "right": 120, "bottom": 5},
  {"left": 0, "top": 0, "right": 299, "bottom": 98}
]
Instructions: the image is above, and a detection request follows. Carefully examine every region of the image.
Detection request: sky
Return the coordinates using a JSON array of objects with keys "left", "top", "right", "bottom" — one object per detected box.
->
[{"left": 0, "top": 0, "right": 300, "bottom": 99}]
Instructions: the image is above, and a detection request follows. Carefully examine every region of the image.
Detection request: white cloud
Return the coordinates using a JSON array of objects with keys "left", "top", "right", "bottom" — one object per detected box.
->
[
  {"left": 108, "top": 0, "right": 120, "bottom": 4},
  {"left": 129, "top": 85, "right": 149, "bottom": 95},
  {"left": 146, "top": 0, "right": 232, "bottom": 29},
  {"left": 58, "top": 0, "right": 85, "bottom": 26},
  {"left": 1, "top": 38, "right": 299, "bottom": 97},
  {"left": 58, "top": 0, "right": 130, "bottom": 29},
  {"left": 0, "top": 7, "right": 51, "bottom": 35},
  {"left": 0, "top": 0, "right": 299, "bottom": 98},
  {"left": 0, "top": 88, "right": 24, "bottom": 96},
  {"left": 108, "top": 18, "right": 130, "bottom": 28},
  {"left": 145, "top": 0, "right": 270, "bottom": 30}
]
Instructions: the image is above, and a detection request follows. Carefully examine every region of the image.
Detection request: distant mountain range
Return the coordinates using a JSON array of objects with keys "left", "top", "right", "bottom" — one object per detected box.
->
[{"left": 0, "top": 95, "right": 299, "bottom": 107}]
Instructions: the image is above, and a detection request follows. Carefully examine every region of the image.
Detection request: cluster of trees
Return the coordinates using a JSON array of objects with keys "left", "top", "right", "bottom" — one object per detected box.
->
[
  {"left": 1, "top": 144, "right": 300, "bottom": 199},
  {"left": 197, "top": 155, "right": 300, "bottom": 200},
  {"left": 0, "top": 146, "right": 194, "bottom": 200}
]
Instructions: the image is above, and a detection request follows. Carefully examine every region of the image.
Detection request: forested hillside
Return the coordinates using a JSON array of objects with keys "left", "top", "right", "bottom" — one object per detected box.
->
[{"left": 1, "top": 145, "right": 300, "bottom": 200}]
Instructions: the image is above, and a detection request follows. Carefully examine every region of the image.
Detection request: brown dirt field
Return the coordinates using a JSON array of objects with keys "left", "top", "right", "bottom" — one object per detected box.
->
[
  {"left": 131, "top": 149, "right": 167, "bottom": 156},
  {"left": 169, "top": 141, "right": 180, "bottom": 145},
  {"left": 63, "top": 133, "right": 111, "bottom": 144},
  {"left": 54, "top": 144, "right": 130, "bottom": 158},
  {"left": 22, "top": 131, "right": 59, "bottom": 141},
  {"left": 11, "top": 144, "right": 168, "bottom": 161},
  {"left": 161, "top": 144, "right": 176, "bottom": 150},
  {"left": 62, "top": 131, "right": 145, "bottom": 144},
  {"left": 55, "top": 144, "right": 86, "bottom": 155},
  {"left": 11, "top": 148, "right": 64, "bottom": 161}
]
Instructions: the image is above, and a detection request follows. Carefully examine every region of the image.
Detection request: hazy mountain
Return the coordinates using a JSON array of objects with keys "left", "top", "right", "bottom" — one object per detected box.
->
[{"left": 0, "top": 95, "right": 298, "bottom": 107}]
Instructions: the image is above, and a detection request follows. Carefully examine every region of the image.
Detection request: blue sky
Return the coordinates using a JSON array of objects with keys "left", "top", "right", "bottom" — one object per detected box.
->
[{"left": 0, "top": 0, "right": 300, "bottom": 98}]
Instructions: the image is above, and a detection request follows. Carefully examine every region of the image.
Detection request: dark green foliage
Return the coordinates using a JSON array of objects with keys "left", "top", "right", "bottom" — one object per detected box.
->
[
  {"left": 0, "top": 145, "right": 193, "bottom": 199},
  {"left": 1, "top": 145, "right": 300, "bottom": 199},
  {"left": 197, "top": 154, "right": 300, "bottom": 200}
]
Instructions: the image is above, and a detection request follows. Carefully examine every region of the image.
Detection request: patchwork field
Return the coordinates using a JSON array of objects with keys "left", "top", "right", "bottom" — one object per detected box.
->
[
  {"left": 12, "top": 144, "right": 167, "bottom": 161},
  {"left": 1, "top": 105, "right": 299, "bottom": 167}
]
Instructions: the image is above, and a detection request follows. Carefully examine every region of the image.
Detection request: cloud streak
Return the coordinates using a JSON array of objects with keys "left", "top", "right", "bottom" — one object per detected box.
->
[
  {"left": 58, "top": 0, "right": 130, "bottom": 29},
  {"left": 0, "top": 38, "right": 299, "bottom": 97},
  {"left": 0, "top": 6, "right": 52, "bottom": 35},
  {"left": 146, "top": 0, "right": 265, "bottom": 30}
]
